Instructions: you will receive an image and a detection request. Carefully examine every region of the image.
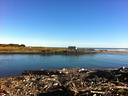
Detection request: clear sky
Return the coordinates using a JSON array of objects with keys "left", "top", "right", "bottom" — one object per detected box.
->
[{"left": 0, "top": 0, "right": 128, "bottom": 48}]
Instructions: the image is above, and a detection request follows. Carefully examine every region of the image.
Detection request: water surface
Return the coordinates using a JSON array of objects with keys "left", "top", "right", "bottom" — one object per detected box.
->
[{"left": 0, "top": 53, "right": 128, "bottom": 77}]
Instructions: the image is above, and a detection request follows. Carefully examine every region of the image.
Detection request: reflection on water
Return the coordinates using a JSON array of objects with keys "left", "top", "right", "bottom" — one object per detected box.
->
[
  {"left": 39, "top": 53, "right": 96, "bottom": 57},
  {"left": 0, "top": 53, "right": 128, "bottom": 77}
]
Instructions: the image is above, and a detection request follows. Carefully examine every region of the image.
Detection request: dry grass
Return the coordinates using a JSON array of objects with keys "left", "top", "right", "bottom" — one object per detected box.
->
[
  {"left": 0, "top": 46, "right": 68, "bottom": 52},
  {"left": 0, "top": 46, "right": 96, "bottom": 53}
]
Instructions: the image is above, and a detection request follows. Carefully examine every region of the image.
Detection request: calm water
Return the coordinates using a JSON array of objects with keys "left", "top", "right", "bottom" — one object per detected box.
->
[{"left": 0, "top": 53, "right": 128, "bottom": 77}]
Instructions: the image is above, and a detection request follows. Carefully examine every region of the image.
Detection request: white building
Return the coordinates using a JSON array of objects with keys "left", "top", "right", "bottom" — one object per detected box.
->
[{"left": 68, "top": 46, "right": 77, "bottom": 50}]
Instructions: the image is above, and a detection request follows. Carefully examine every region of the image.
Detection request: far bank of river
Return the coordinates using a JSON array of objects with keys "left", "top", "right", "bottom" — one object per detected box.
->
[{"left": 0, "top": 50, "right": 128, "bottom": 54}]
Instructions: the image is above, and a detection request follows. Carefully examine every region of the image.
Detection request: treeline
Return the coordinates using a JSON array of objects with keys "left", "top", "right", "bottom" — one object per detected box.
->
[{"left": 0, "top": 44, "right": 26, "bottom": 47}]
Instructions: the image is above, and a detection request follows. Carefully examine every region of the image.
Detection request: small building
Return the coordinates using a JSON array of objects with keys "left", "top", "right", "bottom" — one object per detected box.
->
[{"left": 68, "top": 46, "right": 77, "bottom": 50}]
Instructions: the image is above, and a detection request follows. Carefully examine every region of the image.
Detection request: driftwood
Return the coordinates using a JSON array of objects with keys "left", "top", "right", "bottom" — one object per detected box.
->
[{"left": 0, "top": 67, "right": 128, "bottom": 96}]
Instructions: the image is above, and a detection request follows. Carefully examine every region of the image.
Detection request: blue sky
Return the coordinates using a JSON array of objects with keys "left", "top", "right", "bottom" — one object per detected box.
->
[{"left": 0, "top": 0, "right": 128, "bottom": 47}]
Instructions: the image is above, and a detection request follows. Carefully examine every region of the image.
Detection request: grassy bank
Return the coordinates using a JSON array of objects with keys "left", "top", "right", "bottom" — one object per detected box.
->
[
  {"left": 1, "top": 46, "right": 128, "bottom": 54},
  {"left": 0, "top": 46, "right": 94, "bottom": 52},
  {"left": 0, "top": 46, "right": 67, "bottom": 52}
]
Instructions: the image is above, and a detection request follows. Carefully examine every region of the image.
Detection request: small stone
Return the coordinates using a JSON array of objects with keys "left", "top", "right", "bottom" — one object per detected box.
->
[{"left": 40, "top": 69, "right": 43, "bottom": 71}]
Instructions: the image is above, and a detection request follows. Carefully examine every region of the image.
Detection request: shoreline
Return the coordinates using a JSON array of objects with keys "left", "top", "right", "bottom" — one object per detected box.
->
[
  {"left": 0, "top": 51, "right": 97, "bottom": 54},
  {"left": 1, "top": 67, "right": 128, "bottom": 96},
  {"left": 0, "top": 50, "right": 128, "bottom": 54}
]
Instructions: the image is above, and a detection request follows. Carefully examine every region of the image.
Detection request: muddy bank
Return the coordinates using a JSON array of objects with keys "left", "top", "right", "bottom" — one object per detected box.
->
[
  {"left": 0, "top": 51, "right": 97, "bottom": 54},
  {"left": 0, "top": 50, "right": 128, "bottom": 54},
  {"left": 0, "top": 67, "right": 128, "bottom": 96}
]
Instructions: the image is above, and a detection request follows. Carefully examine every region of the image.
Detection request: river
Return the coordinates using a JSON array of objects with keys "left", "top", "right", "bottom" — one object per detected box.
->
[{"left": 0, "top": 53, "right": 128, "bottom": 77}]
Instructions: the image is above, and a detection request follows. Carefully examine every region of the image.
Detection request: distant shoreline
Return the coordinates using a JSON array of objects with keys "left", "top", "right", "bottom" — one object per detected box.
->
[
  {"left": 101, "top": 51, "right": 128, "bottom": 53},
  {"left": 0, "top": 51, "right": 128, "bottom": 54},
  {"left": 0, "top": 45, "right": 128, "bottom": 54},
  {"left": 0, "top": 51, "right": 98, "bottom": 54}
]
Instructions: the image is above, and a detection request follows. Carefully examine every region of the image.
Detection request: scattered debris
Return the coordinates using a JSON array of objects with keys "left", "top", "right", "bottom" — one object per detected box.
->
[{"left": 0, "top": 67, "right": 128, "bottom": 96}]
